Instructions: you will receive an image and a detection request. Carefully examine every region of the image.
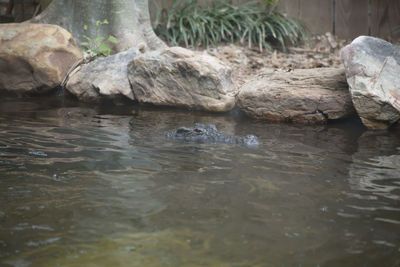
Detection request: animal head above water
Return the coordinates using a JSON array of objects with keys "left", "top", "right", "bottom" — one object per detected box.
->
[{"left": 166, "top": 123, "right": 259, "bottom": 147}]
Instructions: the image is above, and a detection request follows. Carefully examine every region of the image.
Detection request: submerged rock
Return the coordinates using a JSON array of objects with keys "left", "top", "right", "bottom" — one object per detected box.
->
[
  {"left": 237, "top": 68, "right": 355, "bottom": 124},
  {"left": 0, "top": 23, "right": 82, "bottom": 95},
  {"left": 166, "top": 123, "right": 259, "bottom": 147},
  {"left": 341, "top": 36, "right": 400, "bottom": 129},
  {"left": 128, "top": 47, "right": 236, "bottom": 112}
]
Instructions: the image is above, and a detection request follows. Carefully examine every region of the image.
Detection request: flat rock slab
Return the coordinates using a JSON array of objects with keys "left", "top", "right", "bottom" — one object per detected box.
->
[
  {"left": 0, "top": 23, "right": 82, "bottom": 95},
  {"left": 128, "top": 47, "right": 236, "bottom": 112},
  {"left": 237, "top": 68, "right": 355, "bottom": 124},
  {"left": 341, "top": 36, "right": 400, "bottom": 129},
  {"left": 66, "top": 48, "right": 137, "bottom": 102}
]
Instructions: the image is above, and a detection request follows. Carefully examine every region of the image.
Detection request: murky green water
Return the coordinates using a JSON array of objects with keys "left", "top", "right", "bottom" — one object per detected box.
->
[{"left": 0, "top": 97, "right": 399, "bottom": 267}]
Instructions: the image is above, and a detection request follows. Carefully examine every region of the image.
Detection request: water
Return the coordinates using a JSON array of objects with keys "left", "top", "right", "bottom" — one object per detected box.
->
[{"left": 0, "top": 97, "right": 399, "bottom": 267}]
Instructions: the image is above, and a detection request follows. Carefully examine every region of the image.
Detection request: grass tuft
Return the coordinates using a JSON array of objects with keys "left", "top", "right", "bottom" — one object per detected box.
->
[{"left": 152, "top": 0, "right": 306, "bottom": 51}]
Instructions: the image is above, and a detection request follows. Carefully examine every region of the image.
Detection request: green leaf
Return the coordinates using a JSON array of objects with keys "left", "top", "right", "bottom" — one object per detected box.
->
[
  {"left": 98, "top": 43, "right": 111, "bottom": 55},
  {"left": 82, "top": 35, "right": 92, "bottom": 41},
  {"left": 80, "top": 41, "right": 90, "bottom": 47},
  {"left": 92, "top": 49, "right": 104, "bottom": 56},
  {"left": 107, "top": 35, "right": 118, "bottom": 44},
  {"left": 94, "top": 36, "right": 105, "bottom": 43}
]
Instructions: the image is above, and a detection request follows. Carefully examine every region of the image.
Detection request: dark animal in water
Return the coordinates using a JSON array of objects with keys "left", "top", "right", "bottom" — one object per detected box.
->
[{"left": 166, "top": 123, "right": 259, "bottom": 147}]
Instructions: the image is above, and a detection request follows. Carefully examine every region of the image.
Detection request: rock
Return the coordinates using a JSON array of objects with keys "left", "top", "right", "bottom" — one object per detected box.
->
[
  {"left": 341, "top": 36, "right": 400, "bottom": 129},
  {"left": 237, "top": 68, "right": 355, "bottom": 124},
  {"left": 128, "top": 47, "right": 236, "bottom": 112},
  {"left": 0, "top": 23, "right": 82, "bottom": 95},
  {"left": 166, "top": 123, "right": 259, "bottom": 147},
  {"left": 66, "top": 48, "right": 137, "bottom": 102}
]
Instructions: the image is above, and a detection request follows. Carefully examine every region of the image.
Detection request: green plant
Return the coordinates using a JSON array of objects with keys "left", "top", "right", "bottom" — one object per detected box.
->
[
  {"left": 81, "top": 19, "right": 118, "bottom": 57},
  {"left": 152, "top": 0, "right": 305, "bottom": 51}
]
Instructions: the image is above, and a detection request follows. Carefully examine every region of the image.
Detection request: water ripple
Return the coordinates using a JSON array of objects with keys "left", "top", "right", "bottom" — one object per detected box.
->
[{"left": 0, "top": 98, "right": 399, "bottom": 266}]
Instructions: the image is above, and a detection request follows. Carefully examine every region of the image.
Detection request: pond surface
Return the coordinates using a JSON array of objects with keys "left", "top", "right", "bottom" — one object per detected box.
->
[{"left": 0, "top": 97, "right": 399, "bottom": 267}]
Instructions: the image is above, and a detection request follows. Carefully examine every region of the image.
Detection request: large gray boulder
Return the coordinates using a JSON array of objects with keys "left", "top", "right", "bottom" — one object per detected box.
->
[
  {"left": 237, "top": 68, "right": 355, "bottom": 124},
  {"left": 341, "top": 36, "right": 400, "bottom": 129},
  {"left": 66, "top": 48, "right": 137, "bottom": 102},
  {"left": 128, "top": 47, "right": 236, "bottom": 112},
  {"left": 0, "top": 23, "right": 82, "bottom": 95}
]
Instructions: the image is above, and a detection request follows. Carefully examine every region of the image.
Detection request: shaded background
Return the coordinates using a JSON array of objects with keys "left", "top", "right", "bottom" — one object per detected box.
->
[{"left": 1, "top": 0, "right": 399, "bottom": 40}]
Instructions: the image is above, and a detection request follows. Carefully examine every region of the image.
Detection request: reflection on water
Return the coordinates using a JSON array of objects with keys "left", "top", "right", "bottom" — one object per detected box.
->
[{"left": 0, "top": 97, "right": 399, "bottom": 267}]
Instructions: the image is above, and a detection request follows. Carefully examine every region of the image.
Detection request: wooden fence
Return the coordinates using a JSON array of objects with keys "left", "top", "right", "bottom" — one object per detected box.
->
[
  {"left": 277, "top": 0, "right": 400, "bottom": 40},
  {"left": 149, "top": 0, "right": 400, "bottom": 40}
]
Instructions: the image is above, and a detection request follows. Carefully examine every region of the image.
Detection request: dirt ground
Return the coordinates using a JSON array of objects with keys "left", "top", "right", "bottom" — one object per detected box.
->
[{"left": 204, "top": 32, "right": 348, "bottom": 86}]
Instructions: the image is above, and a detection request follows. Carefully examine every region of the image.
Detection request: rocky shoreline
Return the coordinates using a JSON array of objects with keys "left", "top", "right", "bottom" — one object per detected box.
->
[{"left": 1, "top": 23, "right": 400, "bottom": 129}]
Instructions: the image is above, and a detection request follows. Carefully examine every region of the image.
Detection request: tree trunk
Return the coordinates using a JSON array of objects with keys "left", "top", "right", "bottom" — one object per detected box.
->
[{"left": 30, "top": 0, "right": 166, "bottom": 52}]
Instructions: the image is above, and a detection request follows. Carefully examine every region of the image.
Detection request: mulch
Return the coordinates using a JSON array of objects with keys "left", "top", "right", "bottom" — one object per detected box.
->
[{"left": 203, "top": 32, "right": 348, "bottom": 86}]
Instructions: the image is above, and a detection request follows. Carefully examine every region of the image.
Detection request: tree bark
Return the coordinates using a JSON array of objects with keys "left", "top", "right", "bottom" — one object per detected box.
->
[{"left": 30, "top": 0, "right": 166, "bottom": 52}]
